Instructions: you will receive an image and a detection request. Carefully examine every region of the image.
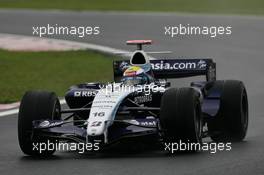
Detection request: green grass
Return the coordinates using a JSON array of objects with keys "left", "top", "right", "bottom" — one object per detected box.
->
[
  {"left": 0, "top": 49, "right": 115, "bottom": 103},
  {"left": 0, "top": 0, "right": 264, "bottom": 15}
]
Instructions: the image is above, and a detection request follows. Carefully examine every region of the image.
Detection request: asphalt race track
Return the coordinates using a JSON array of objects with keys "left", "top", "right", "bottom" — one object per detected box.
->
[{"left": 0, "top": 10, "right": 264, "bottom": 175}]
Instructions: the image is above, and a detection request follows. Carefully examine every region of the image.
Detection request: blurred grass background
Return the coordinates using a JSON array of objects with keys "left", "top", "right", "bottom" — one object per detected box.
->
[
  {"left": 0, "top": 0, "right": 263, "bottom": 102},
  {"left": 0, "top": 50, "right": 114, "bottom": 103},
  {"left": 0, "top": 0, "right": 263, "bottom": 15}
]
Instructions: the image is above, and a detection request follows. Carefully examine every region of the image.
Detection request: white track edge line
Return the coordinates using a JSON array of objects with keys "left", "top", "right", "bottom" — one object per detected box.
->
[
  {"left": 0, "top": 99, "right": 66, "bottom": 117},
  {"left": 0, "top": 33, "right": 128, "bottom": 54}
]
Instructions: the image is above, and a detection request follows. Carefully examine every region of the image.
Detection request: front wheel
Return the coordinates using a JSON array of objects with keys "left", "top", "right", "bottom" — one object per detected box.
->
[
  {"left": 160, "top": 88, "right": 202, "bottom": 152},
  {"left": 18, "top": 91, "right": 61, "bottom": 156}
]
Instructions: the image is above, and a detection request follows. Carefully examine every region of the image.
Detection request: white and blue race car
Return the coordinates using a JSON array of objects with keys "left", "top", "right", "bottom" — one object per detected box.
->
[{"left": 18, "top": 40, "right": 248, "bottom": 156}]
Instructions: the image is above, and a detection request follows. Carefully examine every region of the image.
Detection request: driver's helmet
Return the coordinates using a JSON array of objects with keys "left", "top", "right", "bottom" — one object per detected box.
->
[{"left": 121, "top": 66, "right": 150, "bottom": 86}]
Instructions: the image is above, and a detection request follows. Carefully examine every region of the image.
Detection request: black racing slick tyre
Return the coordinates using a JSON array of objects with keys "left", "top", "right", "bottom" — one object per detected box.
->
[
  {"left": 18, "top": 91, "right": 61, "bottom": 156},
  {"left": 160, "top": 88, "right": 202, "bottom": 148},
  {"left": 208, "top": 80, "right": 248, "bottom": 142}
]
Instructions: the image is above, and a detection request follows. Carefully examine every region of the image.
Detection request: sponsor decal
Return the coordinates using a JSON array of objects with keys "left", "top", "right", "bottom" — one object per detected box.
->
[
  {"left": 134, "top": 95, "right": 152, "bottom": 103},
  {"left": 139, "top": 121, "right": 156, "bottom": 127},
  {"left": 39, "top": 120, "right": 63, "bottom": 128},
  {"left": 39, "top": 120, "right": 50, "bottom": 127},
  {"left": 93, "top": 101, "right": 116, "bottom": 104},
  {"left": 124, "top": 120, "right": 156, "bottom": 127},
  {"left": 197, "top": 60, "right": 207, "bottom": 69},
  {"left": 124, "top": 120, "right": 140, "bottom": 125},
  {"left": 74, "top": 91, "right": 97, "bottom": 97},
  {"left": 151, "top": 60, "right": 207, "bottom": 70},
  {"left": 92, "top": 105, "right": 113, "bottom": 108}
]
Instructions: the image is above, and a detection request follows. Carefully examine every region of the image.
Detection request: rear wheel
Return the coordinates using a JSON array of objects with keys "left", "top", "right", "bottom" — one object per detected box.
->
[
  {"left": 160, "top": 88, "right": 202, "bottom": 152},
  {"left": 208, "top": 80, "right": 248, "bottom": 142},
  {"left": 18, "top": 91, "right": 61, "bottom": 156}
]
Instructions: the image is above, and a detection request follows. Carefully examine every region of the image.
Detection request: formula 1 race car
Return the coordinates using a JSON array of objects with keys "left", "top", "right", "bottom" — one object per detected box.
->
[{"left": 18, "top": 40, "right": 248, "bottom": 156}]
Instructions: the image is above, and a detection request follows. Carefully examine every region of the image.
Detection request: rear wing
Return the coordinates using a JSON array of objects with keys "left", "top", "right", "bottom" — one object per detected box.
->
[{"left": 113, "top": 59, "right": 216, "bottom": 82}]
